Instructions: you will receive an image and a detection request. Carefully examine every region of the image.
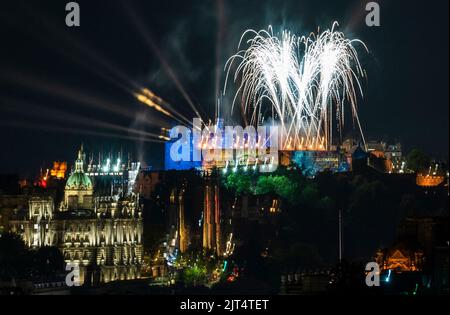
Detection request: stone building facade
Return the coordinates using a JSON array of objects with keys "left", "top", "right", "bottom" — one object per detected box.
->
[{"left": 10, "top": 146, "right": 143, "bottom": 285}]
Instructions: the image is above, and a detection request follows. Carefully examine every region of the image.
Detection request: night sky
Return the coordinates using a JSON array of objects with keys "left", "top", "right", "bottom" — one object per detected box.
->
[{"left": 0, "top": 0, "right": 448, "bottom": 178}]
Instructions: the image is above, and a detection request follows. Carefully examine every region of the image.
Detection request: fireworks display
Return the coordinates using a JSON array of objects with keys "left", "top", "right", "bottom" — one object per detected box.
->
[{"left": 224, "top": 22, "right": 368, "bottom": 151}]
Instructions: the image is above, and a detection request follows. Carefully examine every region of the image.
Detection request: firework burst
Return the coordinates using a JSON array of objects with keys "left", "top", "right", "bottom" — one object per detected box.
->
[{"left": 224, "top": 22, "right": 368, "bottom": 151}]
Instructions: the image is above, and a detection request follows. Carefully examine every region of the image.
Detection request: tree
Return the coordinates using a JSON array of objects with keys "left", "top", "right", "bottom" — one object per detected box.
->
[
  {"left": 33, "top": 246, "right": 65, "bottom": 278},
  {"left": 254, "top": 175, "right": 274, "bottom": 195},
  {"left": 224, "top": 173, "right": 254, "bottom": 195},
  {"left": 255, "top": 175, "right": 300, "bottom": 204},
  {"left": 182, "top": 263, "right": 207, "bottom": 286},
  {"left": 300, "top": 183, "right": 320, "bottom": 206},
  {"left": 272, "top": 176, "right": 298, "bottom": 201},
  {"left": 407, "top": 149, "right": 430, "bottom": 172},
  {"left": 269, "top": 240, "right": 324, "bottom": 270},
  {"left": 318, "top": 196, "right": 334, "bottom": 211},
  {"left": 0, "top": 233, "right": 32, "bottom": 280}
]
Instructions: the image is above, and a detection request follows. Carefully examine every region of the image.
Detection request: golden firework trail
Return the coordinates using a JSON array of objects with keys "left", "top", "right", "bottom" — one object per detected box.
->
[{"left": 225, "top": 22, "right": 368, "bottom": 151}]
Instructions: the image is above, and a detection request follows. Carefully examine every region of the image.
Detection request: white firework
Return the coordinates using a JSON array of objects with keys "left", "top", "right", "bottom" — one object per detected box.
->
[{"left": 224, "top": 22, "right": 368, "bottom": 150}]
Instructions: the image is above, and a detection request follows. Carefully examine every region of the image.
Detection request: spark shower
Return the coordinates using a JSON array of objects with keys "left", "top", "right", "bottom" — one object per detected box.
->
[{"left": 224, "top": 22, "right": 368, "bottom": 151}]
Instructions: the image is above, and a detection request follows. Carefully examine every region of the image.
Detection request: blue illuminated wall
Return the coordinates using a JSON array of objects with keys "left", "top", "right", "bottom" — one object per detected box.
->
[
  {"left": 164, "top": 139, "right": 202, "bottom": 171},
  {"left": 291, "top": 150, "right": 349, "bottom": 176}
]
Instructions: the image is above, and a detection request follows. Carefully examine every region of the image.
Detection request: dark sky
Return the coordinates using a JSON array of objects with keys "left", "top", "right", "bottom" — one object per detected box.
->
[{"left": 0, "top": 0, "right": 448, "bottom": 178}]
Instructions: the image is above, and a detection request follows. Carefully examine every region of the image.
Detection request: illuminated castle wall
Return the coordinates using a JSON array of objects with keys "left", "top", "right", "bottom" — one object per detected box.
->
[
  {"left": 164, "top": 140, "right": 202, "bottom": 171},
  {"left": 10, "top": 146, "right": 144, "bottom": 285},
  {"left": 416, "top": 174, "right": 445, "bottom": 187},
  {"left": 290, "top": 150, "right": 348, "bottom": 176}
]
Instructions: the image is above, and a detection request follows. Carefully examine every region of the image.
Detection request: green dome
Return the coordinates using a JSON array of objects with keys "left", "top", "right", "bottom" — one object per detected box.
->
[{"left": 66, "top": 172, "right": 92, "bottom": 190}]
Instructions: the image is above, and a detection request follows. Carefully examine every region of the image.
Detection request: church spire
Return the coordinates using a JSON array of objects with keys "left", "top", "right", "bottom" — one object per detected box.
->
[
  {"left": 75, "top": 144, "right": 84, "bottom": 173},
  {"left": 78, "top": 143, "right": 85, "bottom": 159}
]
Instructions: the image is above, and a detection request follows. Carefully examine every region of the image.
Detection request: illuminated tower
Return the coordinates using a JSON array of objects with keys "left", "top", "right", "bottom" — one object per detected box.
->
[
  {"left": 214, "top": 184, "right": 221, "bottom": 256},
  {"left": 202, "top": 178, "right": 222, "bottom": 256},
  {"left": 203, "top": 184, "right": 212, "bottom": 250},
  {"left": 178, "top": 186, "right": 188, "bottom": 253},
  {"left": 169, "top": 186, "right": 189, "bottom": 254}
]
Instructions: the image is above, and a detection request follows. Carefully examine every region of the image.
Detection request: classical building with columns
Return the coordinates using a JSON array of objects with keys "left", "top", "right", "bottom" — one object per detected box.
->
[{"left": 10, "top": 146, "right": 143, "bottom": 286}]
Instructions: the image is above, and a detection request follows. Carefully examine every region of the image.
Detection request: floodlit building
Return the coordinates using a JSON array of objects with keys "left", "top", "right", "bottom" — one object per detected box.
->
[
  {"left": 202, "top": 179, "right": 222, "bottom": 255},
  {"left": 416, "top": 174, "right": 445, "bottom": 187},
  {"left": 50, "top": 161, "right": 67, "bottom": 179},
  {"left": 365, "top": 140, "right": 406, "bottom": 173},
  {"left": 10, "top": 146, "right": 143, "bottom": 286}
]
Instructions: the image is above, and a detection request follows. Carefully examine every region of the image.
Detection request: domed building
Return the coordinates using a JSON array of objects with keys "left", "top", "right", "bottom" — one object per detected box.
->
[
  {"left": 62, "top": 146, "right": 93, "bottom": 211},
  {"left": 10, "top": 145, "right": 144, "bottom": 286}
]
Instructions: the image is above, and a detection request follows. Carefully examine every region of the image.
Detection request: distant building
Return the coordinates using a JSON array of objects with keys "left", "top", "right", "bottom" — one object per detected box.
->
[
  {"left": 376, "top": 244, "right": 424, "bottom": 272},
  {"left": 280, "top": 270, "right": 331, "bottom": 295},
  {"left": 416, "top": 163, "right": 447, "bottom": 187},
  {"left": 385, "top": 143, "right": 403, "bottom": 171},
  {"left": 50, "top": 161, "right": 67, "bottom": 179},
  {"left": 0, "top": 194, "right": 28, "bottom": 236},
  {"left": 366, "top": 140, "right": 387, "bottom": 152},
  {"left": 366, "top": 140, "right": 406, "bottom": 174},
  {"left": 416, "top": 174, "right": 445, "bottom": 187},
  {"left": 374, "top": 215, "right": 449, "bottom": 294},
  {"left": 368, "top": 150, "right": 393, "bottom": 173},
  {"left": 350, "top": 144, "right": 369, "bottom": 172}
]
